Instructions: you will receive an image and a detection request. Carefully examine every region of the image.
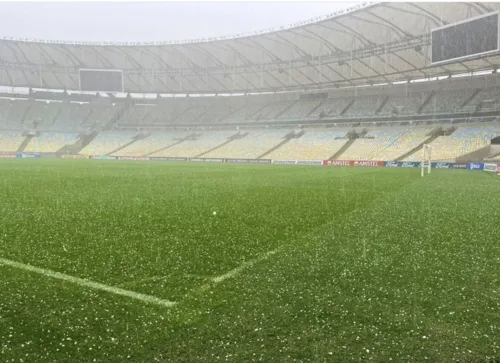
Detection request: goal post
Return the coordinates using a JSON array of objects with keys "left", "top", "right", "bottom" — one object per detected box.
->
[{"left": 421, "top": 144, "right": 432, "bottom": 177}]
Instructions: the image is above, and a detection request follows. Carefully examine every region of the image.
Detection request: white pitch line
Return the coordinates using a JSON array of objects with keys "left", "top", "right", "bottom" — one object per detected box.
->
[
  {"left": 212, "top": 249, "right": 279, "bottom": 283},
  {"left": 0, "top": 257, "right": 177, "bottom": 308}
]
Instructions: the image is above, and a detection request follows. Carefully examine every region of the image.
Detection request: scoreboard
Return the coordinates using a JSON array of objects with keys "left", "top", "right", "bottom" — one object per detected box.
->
[
  {"left": 79, "top": 69, "right": 124, "bottom": 92},
  {"left": 431, "top": 12, "right": 499, "bottom": 64}
]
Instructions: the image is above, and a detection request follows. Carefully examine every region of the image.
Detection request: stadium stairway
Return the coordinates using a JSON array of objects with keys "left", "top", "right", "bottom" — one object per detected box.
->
[
  {"left": 274, "top": 101, "right": 297, "bottom": 119},
  {"left": 330, "top": 139, "right": 355, "bottom": 160},
  {"left": 106, "top": 134, "right": 145, "bottom": 156},
  {"left": 144, "top": 134, "right": 197, "bottom": 157},
  {"left": 58, "top": 131, "right": 99, "bottom": 155},
  {"left": 460, "top": 88, "right": 482, "bottom": 110},
  {"left": 340, "top": 99, "right": 355, "bottom": 116},
  {"left": 257, "top": 130, "right": 298, "bottom": 159},
  {"left": 375, "top": 96, "right": 389, "bottom": 115},
  {"left": 104, "top": 102, "right": 133, "bottom": 130},
  {"left": 456, "top": 145, "right": 492, "bottom": 162},
  {"left": 416, "top": 91, "right": 436, "bottom": 114},
  {"left": 16, "top": 133, "right": 34, "bottom": 153},
  {"left": 195, "top": 132, "right": 248, "bottom": 158},
  {"left": 487, "top": 144, "right": 500, "bottom": 160},
  {"left": 396, "top": 128, "right": 440, "bottom": 161},
  {"left": 306, "top": 101, "right": 324, "bottom": 117}
]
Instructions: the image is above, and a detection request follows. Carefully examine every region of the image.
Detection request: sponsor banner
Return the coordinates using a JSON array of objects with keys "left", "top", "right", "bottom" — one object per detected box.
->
[
  {"left": 249, "top": 159, "right": 271, "bottom": 164},
  {"left": 189, "top": 158, "right": 224, "bottom": 163},
  {"left": 385, "top": 161, "right": 421, "bottom": 168},
  {"left": 272, "top": 160, "right": 296, "bottom": 165},
  {"left": 226, "top": 158, "right": 251, "bottom": 164},
  {"left": 432, "top": 162, "right": 455, "bottom": 169},
  {"left": 467, "top": 162, "right": 484, "bottom": 171},
  {"left": 150, "top": 157, "right": 188, "bottom": 162},
  {"left": 90, "top": 155, "right": 117, "bottom": 160},
  {"left": 402, "top": 162, "right": 420, "bottom": 168},
  {"left": 118, "top": 156, "right": 151, "bottom": 161},
  {"left": 225, "top": 158, "right": 271, "bottom": 164},
  {"left": 61, "top": 154, "right": 88, "bottom": 160},
  {"left": 16, "top": 153, "right": 40, "bottom": 159},
  {"left": 385, "top": 161, "right": 400, "bottom": 168},
  {"left": 483, "top": 163, "right": 498, "bottom": 172},
  {"left": 296, "top": 160, "right": 323, "bottom": 166},
  {"left": 323, "top": 160, "right": 353, "bottom": 166},
  {"left": 0, "top": 154, "right": 16, "bottom": 159},
  {"left": 453, "top": 163, "right": 468, "bottom": 169},
  {"left": 353, "top": 160, "right": 384, "bottom": 167}
]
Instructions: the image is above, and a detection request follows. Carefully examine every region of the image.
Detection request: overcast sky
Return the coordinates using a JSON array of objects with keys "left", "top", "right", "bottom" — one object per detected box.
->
[{"left": 0, "top": 1, "right": 360, "bottom": 42}]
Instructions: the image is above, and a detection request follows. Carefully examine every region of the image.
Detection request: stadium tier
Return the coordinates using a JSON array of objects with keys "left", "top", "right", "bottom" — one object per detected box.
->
[
  {"left": 112, "top": 132, "right": 188, "bottom": 156},
  {"left": 79, "top": 131, "right": 138, "bottom": 156},
  {"left": 340, "top": 130, "right": 407, "bottom": 161},
  {"left": 149, "top": 131, "right": 236, "bottom": 157},
  {"left": 404, "top": 126, "right": 500, "bottom": 162},
  {"left": 0, "top": 131, "right": 25, "bottom": 152},
  {"left": 371, "top": 128, "right": 433, "bottom": 161},
  {"left": 203, "top": 130, "right": 289, "bottom": 159},
  {"left": 24, "top": 132, "right": 80, "bottom": 153},
  {"left": 266, "top": 130, "right": 348, "bottom": 160}
]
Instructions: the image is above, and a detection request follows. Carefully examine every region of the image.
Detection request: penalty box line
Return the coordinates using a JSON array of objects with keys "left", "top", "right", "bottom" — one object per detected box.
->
[
  {"left": 0, "top": 257, "right": 177, "bottom": 308},
  {"left": 211, "top": 249, "right": 280, "bottom": 284}
]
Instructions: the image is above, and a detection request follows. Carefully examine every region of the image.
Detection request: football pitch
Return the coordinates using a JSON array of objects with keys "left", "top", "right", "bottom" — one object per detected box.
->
[{"left": 0, "top": 160, "right": 499, "bottom": 363}]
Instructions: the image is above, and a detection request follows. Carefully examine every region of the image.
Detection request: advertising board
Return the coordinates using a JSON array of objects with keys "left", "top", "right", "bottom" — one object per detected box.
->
[
  {"left": 483, "top": 163, "right": 498, "bottom": 172},
  {"left": 467, "top": 162, "right": 484, "bottom": 171},
  {"left": 432, "top": 162, "right": 455, "bottom": 169},
  {"left": 323, "top": 160, "right": 352, "bottom": 166},
  {"left": 353, "top": 160, "right": 384, "bottom": 167},
  {"left": 118, "top": 156, "right": 151, "bottom": 161},
  {"left": 189, "top": 158, "right": 224, "bottom": 163},
  {"left": 61, "top": 154, "right": 88, "bottom": 160},
  {"left": 90, "top": 155, "right": 117, "bottom": 160}
]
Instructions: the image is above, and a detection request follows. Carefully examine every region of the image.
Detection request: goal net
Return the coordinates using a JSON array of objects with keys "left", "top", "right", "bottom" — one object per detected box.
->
[{"left": 421, "top": 144, "right": 431, "bottom": 177}]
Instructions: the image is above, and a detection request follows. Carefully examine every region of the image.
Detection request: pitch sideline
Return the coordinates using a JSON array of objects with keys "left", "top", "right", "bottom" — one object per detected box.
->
[{"left": 0, "top": 257, "right": 177, "bottom": 308}]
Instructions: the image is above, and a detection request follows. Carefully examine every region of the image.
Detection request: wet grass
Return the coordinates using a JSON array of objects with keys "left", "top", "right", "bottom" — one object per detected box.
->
[{"left": 0, "top": 160, "right": 499, "bottom": 362}]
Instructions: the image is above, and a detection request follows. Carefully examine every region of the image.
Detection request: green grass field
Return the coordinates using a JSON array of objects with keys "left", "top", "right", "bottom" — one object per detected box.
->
[{"left": 0, "top": 160, "right": 499, "bottom": 362}]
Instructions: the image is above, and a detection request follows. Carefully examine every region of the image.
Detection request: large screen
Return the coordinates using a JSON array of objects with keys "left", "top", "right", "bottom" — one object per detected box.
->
[
  {"left": 432, "top": 12, "right": 499, "bottom": 64},
  {"left": 79, "top": 69, "right": 124, "bottom": 92}
]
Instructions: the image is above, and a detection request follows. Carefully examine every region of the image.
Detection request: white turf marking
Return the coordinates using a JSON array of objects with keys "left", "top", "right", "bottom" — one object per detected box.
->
[
  {"left": 0, "top": 257, "right": 177, "bottom": 308},
  {"left": 212, "top": 249, "right": 279, "bottom": 283}
]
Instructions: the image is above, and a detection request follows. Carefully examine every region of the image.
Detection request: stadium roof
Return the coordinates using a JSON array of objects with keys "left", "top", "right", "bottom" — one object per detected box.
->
[{"left": 1, "top": 2, "right": 500, "bottom": 94}]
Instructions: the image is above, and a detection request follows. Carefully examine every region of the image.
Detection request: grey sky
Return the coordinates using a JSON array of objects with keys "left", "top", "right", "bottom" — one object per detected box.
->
[{"left": 0, "top": 1, "right": 359, "bottom": 42}]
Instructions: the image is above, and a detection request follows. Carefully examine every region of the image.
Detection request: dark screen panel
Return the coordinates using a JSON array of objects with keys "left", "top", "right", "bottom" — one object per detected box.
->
[
  {"left": 79, "top": 69, "right": 123, "bottom": 92},
  {"left": 432, "top": 13, "right": 499, "bottom": 64}
]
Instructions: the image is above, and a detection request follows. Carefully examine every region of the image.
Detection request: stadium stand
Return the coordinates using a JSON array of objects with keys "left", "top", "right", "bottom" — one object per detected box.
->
[
  {"left": 340, "top": 129, "right": 408, "bottom": 161},
  {"left": 51, "top": 102, "right": 92, "bottom": 132},
  {"left": 113, "top": 132, "right": 189, "bottom": 157},
  {"left": 421, "top": 89, "right": 473, "bottom": 115},
  {"left": 404, "top": 126, "right": 500, "bottom": 162},
  {"left": 79, "top": 131, "right": 138, "bottom": 156},
  {"left": 277, "top": 100, "right": 322, "bottom": 120},
  {"left": 24, "top": 132, "right": 80, "bottom": 153},
  {"left": 0, "top": 99, "right": 29, "bottom": 129},
  {"left": 0, "top": 131, "right": 25, "bottom": 152},
  {"left": 345, "top": 96, "right": 383, "bottom": 117},
  {"left": 372, "top": 128, "right": 433, "bottom": 161},
  {"left": 150, "top": 131, "right": 236, "bottom": 157},
  {"left": 203, "top": 130, "right": 289, "bottom": 159},
  {"left": 266, "top": 130, "right": 348, "bottom": 160}
]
